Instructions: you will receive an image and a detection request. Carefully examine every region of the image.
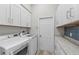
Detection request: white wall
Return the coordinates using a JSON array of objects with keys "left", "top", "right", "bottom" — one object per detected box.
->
[
  {"left": 31, "top": 4, "right": 58, "bottom": 51},
  {"left": 31, "top": 4, "right": 58, "bottom": 34}
]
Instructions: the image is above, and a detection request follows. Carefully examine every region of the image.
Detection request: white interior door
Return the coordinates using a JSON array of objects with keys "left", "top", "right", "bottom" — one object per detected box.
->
[{"left": 39, "top": 17, "right": 54, "bottom": 53}]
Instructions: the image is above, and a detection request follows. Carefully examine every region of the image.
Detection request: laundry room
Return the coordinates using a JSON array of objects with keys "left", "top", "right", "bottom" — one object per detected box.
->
[{"left": 0, "top": 4, "right": 79, "bottom": 55}]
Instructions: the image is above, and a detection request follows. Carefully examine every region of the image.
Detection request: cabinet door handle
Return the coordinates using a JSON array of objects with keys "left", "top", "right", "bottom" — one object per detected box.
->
[
  {"left": 12, "top": 19, "right": 13, "bottom": 24},
  {"left": 8, "top": 17, "right": 9, "bottom": 23},
  {"left": 8, "top": 17, "right": 11, "bottom": 24},
  {"left": 40, "top": 35, "right": 42, "bottom": 37},
  {"left": 66, "top": 11, "right": 68, "bottom": 19},
  {"left": 66, "top": 11, "right": 70, "bottom": 19},
  {"left": 12, "top": 18, "right": 13, "bottom": 24},
  {"left": 70, "top": 8, "right": 74, "bottom": 18}
]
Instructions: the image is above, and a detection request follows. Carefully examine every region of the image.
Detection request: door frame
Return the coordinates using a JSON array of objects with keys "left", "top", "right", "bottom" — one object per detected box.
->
[{"left": 37, "top": 16, "right": 55, "bottom": 54}]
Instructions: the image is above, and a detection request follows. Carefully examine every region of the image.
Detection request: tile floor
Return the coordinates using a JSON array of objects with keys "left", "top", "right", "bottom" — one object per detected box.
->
[{"left": 36, "top": 50, "right": 52, "bottom": 55}]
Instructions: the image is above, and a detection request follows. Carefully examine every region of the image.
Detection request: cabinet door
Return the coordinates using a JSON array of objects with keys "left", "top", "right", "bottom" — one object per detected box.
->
[
  {"left": 21, "top": 8, "right": 31, "bottom": 27},
  {"left": 64, "top": 5, "right": 75, "bottom": 24},
  {"left": 0, "top": 4, "right": 10, "bottom": 25},
  {"left": 66, "top": 5, "right": 77, "bottom": 22},
  {"left": 28, "top": 36, "right": 37, "bottom": 55},
  {"left": 21, "top": 8, "right": 28, "bottom": 27},
  {"left": 11, "top": 5, "right": 21, "bottom": 26},
  {"left": 56, "top": 5, "right": 68, "bottom": 26},
  {"left": 72, "top": 5, "right": 79, "bottom": 21},
  {"left": 68, "top": 5, "right": 79, "bottom": 22},
  {"left": 56, "top": 4, "right": 74, "bottom": 26},
  {"left": 27, "top": 12, "right": 31, "bottom": 27}
]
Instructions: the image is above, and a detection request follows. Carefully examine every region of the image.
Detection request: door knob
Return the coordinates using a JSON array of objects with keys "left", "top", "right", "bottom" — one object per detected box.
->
[{"left": 40, "top": 35, "right": 42, "bottom": 37}]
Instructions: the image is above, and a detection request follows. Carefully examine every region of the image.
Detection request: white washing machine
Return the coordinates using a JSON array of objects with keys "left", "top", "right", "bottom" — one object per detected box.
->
[{"left": 0, "top": 36, "right": 30, "bottom": 55}]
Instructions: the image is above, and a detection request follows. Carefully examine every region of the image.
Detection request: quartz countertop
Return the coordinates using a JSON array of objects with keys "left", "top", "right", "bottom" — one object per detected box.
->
[
  {"left": 0, "top": 36, "right": 31, "bottom": 50},
  {"left": 55, "top": 36, "right": 79, "bottom": 55},
  {"left": 0, "top": 34, "right": 37, "bottom": 52}
]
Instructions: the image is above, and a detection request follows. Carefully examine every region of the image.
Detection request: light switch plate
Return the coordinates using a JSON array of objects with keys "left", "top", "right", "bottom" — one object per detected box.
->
[{"left": 70, "top": 32, "right": 72, "bottom": 37}]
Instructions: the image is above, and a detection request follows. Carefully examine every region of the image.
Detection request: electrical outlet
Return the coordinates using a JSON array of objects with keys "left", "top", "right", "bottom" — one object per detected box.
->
[{"left": 70, "top": 32, "right": 72, "bottom": 37}]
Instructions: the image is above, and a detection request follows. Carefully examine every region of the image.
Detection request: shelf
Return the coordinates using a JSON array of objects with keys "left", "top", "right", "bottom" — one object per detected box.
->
[{"left": 56, "top": 20, "right": 79, "bottom": 28}]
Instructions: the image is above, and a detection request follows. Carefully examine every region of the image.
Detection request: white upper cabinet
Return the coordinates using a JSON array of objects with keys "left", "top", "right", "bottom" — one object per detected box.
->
[
  {"left": 21, "top": 6, "right": 31, "bottom": 27},
  {"left": 26, "top": 11, "right": 31, "bottom": 27},
  {"left": 0, "top": 4, "right": 10, "bottom": 25},
  {"left": 0, "top": 4, "right": 31, "bottom": 27},
  {"left": 21, "top": 8, "right": 27, "bottom": 27},
  {"left": 56, "top": 5, "right": 68, "bottom": 26},
  {"left": 56, "top": 4, "right": 76, "bottom": 27},
  {"left": 72, "top": 5, "right": 79, "bottom": 21},
  {"left": 11, "top": 5, "right": 21, "bottom": 26}
]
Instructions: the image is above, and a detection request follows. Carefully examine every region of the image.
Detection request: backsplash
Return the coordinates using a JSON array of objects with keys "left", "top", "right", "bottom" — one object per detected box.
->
[
  {"left": 64, "top": 27, "right": 79, "bottom": 41},
  {"left": 0, "top": 25, "right": 28, "bottom": 36}
]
